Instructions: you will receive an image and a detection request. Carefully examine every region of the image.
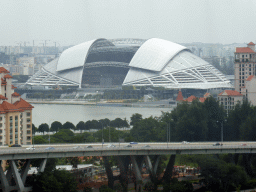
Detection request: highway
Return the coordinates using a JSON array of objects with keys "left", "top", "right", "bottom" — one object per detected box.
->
[{"left": 0, "top": 142, "right": 256, "bottom": 161}]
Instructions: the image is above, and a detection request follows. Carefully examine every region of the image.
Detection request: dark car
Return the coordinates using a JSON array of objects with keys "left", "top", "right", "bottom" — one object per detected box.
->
[
  {"left": 213, "top": 142, "right": 223, "bottom": 146},
  {"left": 10, "top": 144, "right": 22, "bottom": 147}
]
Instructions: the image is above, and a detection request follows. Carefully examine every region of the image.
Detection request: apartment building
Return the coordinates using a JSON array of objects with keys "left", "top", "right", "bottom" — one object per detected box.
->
[
  {"left": 234, "top": 42, "right": 256, "bottom": 94},
  {"left": 0, "top": 67, "right": 33, "bottom": 145},
  {"left": 218, "top": 90, "right": 243, "bottom": 114}
]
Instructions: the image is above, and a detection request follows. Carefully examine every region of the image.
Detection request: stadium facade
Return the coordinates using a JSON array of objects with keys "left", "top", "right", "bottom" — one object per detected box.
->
[{"left": 26, "top": 38, "right": 232, "bottom": 89}]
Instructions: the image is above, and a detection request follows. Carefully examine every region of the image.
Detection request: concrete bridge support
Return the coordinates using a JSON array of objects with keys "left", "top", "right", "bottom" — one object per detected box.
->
[
  {"left": 131, "top": 156, "right": 143, "bottom": 192},
  {"left": 0, "top": 160, "right": 32, "bottom": 192},
  {"left": 116, "top": 156, "right": 130, "bottom": 192},
  {"left": 103, "top": 156, "right": 115, "bottom": 189},
  {"left": 162, "top": 155, "right": 176, "bottom": 184}
]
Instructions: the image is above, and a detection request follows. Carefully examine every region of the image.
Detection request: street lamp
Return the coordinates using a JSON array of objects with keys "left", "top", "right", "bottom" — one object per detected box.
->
[
  {"left": 100, "top": 122, "right": 104, "bottom": 148},
  {"left": 217, "top": 119, "right": 226, "bottom": 144}
]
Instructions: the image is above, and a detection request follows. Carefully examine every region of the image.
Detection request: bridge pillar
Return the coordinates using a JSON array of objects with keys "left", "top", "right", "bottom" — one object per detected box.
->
[
  {"left": 38, "top": 158, "right": 47, "bottom": 172},
  {"left": 162, "top": 155, "right": 176, "bottom": 184},
  {"left": 0, "top": 160, "right": 12, "bottom": 192},
  {"left": 20, "top": 159, "right": 31, "bottom": 184},
  {"left": 116, "top": 156, "right": 130, "bottom": 192},
  {"left": 131, "top": 156, "right": 142, "bottom": 192},
  {"left": 242, "top": 154, "right": 254, "bottom": 177},
  {"left": 144, "top": 155, "right": 160, "bottom": 182},
  {"left": 103, "top": 156, "right": 114, "bottom": 189}
]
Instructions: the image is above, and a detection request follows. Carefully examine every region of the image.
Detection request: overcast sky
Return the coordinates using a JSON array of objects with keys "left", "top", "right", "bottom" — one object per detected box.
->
[{"left": 1, "top": 0, "right": 256, "bottom": 46}]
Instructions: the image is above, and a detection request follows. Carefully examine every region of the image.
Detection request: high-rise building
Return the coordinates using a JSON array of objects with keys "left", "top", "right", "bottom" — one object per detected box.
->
[
  {"left": 0, "top": 67, "right": 33, "bottom": 146},
  {"left": 234, "top": 42, "right": 256, "bottom": 93}
]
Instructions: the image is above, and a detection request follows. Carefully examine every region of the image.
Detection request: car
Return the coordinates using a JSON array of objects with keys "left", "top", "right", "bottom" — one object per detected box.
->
[
  {"left": 26, "top": 147, "right": 35, "bottom": 150},
  {"left": 213, "top": 142, "right": 223, "bottom": 146},
  {"left": 125, "top": 145, "right": 132, "bottom": 148},
  {"left": 107, "top": 144, "right": 116, "bottom": 148},
  {"left": 144, "top": 145, "right": 151, "bottom": 148},
  {"left": 86, "top": 145, "right": 93, "bottom": 148},
  {"left": 9, "top": 144, "right": 22, "bottom": 147},
  {"left": 72, "top": 146, "right": 81, "bottom": 149},
  {"left": 45, "top": 147, "right": 55, "bottom": 150},
  {"left": 130, "top": 142, "right": 138, "bottom": 144},
  {"left": 181, "top": 141, "right": 190, "bottom": 144},
  {"left": 241, "top": 143, "right": 247, "bottom": 146}
]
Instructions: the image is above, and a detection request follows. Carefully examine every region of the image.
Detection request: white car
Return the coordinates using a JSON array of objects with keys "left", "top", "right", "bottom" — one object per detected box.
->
[
  {"left": 181, "top": 141, "right": 190, "bottom": 144},
  {"left": 72, "top": 146, "right": 81, "bottom": 149},
  {"left": 26, "top": 147, "right": 35, "bottom": 150},
  {"left": 107, "top": 144, "right": 116, "bottom": 148}
]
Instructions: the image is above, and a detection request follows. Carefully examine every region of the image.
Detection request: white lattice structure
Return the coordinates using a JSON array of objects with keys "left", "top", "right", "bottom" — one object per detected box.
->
[{"left": 26, "top": 38, "right": 231, "bottom": 89}]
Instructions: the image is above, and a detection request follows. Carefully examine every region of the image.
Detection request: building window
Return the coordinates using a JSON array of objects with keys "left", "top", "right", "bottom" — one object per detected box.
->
[
  {"left": 27, "top": 124, "right": 31, "bottom": 128},
  {"left": 10, "top": 116, "right": 12, "bottom": 121},
  {"left": 27, "top": 136, "right": 31, "bottom": 140},
  {"left": 26, "top": 112, "right": 31, "bottom": 116},
  {"left": 10, "top": 123, "right": 12, "bottom": 127},
  {"left": 15, "top": 116, "right": 18, "bottom": 120},
  {"left": 0, "top": 117, "right": 2, "bottom": 121},
  {"left": 27, "top": 130, "right": 31, "bottom": 134}
]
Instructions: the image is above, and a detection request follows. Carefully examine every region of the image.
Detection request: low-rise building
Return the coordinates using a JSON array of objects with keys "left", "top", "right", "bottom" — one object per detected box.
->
[
  {"left": 218, "top": 90, "right": 243, "bottom": 114},
  {"left": 241, "top": 75, "right": 256, "bottom": 106}
]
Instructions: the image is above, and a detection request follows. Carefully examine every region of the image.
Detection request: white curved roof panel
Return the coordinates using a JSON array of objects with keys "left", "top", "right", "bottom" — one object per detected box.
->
[
  {"left": 57, "top": 39, "right": 98, "bottom": 72},
  {"left": 129, "top": 38, "right": 188, "bottom": 72}
]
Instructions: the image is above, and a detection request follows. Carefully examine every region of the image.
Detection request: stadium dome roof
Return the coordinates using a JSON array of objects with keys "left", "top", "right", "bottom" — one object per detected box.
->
[{"left": 26, "top": 38, "right": 232, "bottom": 89}]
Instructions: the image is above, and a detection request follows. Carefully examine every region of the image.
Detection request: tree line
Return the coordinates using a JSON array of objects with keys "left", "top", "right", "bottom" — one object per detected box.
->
[{"left": 35, "top": 117, "right": 129, "bottom": 134}]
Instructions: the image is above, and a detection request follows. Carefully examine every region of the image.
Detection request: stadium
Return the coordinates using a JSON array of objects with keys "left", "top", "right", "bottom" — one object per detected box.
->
[{"left": 26, "top": 38, "right": 231, "bottom": 89}]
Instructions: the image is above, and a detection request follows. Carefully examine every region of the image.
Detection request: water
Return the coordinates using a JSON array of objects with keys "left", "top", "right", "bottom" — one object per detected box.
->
[{"left": 32, "top": 104, "right": 172, "bottom": 127}]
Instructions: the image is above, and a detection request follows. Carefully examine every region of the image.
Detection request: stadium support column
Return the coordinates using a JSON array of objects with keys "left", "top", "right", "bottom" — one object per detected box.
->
[
  {"left": 10, "top": 160, "right": 25, "bottom": 191},
  {"left": 103, "top": 156, "right": 114, "bottom": 189},
  {"left": 162, "top": 155, "right": 176, "bottom": 184}
]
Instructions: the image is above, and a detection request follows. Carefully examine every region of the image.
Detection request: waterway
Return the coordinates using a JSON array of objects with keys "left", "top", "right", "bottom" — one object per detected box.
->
[{"left": 32, "top": 104, "right": 172, "bottom": 127}]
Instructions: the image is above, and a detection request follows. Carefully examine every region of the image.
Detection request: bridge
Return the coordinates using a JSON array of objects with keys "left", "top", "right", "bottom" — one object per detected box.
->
[{"left": 0, "top": 142, "right": 254, "bottom": 192}]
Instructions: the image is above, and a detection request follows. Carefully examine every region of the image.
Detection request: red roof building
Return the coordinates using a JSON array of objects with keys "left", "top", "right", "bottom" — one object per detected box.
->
[
  {"left": 0, "top": 67, "right": 33, "bottom": 146},
  {"left": 218, "top": 90, "right": 243, "bottom": 114},
  {"left": 184, "top": 95, "right": 197, "bottom": 102},
  {"left": 234, "top": 42, "right": 256, "bottom": 93},
  {"left": 176, "top": 91, "right": 184, "bottom": 101}
]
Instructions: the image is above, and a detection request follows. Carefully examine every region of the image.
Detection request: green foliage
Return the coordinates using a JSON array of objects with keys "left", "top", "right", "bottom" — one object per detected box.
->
[
  {"left": 33, "top": 136, "right": 47, "bottom": 144},
  {"left": 32, "top": 124, "right": 37, "bottom": 134},
  {"left": 194, "top": 155, "right": 248, "bottom": 192},
  {"left": 76, "top": 121, "right": 86, "bottom": 131},
  {"left": 51, "top": 121, "right": 62, "bottom": 132},
  {"left": 169, "top": 181, "right": 193, "bottom": 192},
  {"left": 62, "top": 121, "right": 75, "bottom": 130},
  {"left": 51, "top": 129, "right": 74, "bottom": 143},
  {"left": 38, "top": 123, "right": 49, "bottom": 134},
  {"left": 143, "top": 181, "right": 157, "bottom": 191},
  {"left": 130, "top": 113, "right": 142, "bottom": 126},
  {"left": 110, "top": 118, "right": 129, "bottom": 128},
  {"left": 99, "top": 185, "right": 115, "bottom": 192},
  {"left": 30, "top": 169, "right": 78, "bottom": 192},
  {"left": 83, "top": 186, "right": 93, "bottom": 192}
]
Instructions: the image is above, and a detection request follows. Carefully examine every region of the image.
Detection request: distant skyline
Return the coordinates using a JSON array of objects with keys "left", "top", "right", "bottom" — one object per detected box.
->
[{"left": 1, "top": 0, "right": 256, "bottom": 46}]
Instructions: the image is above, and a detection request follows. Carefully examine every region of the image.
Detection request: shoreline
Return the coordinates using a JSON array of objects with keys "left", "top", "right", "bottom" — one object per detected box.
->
[{"left": 27, "top": 99, "right": 175, "bottom": 108}]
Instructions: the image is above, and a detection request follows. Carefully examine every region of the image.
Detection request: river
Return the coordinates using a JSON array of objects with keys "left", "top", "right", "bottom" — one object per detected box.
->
[{"left": 32, "top": 104, "right": 172, "bottom": 127}]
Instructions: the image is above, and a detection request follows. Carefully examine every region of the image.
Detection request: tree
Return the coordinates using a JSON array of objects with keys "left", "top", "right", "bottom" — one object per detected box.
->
[
  {"left": 38, "top": 123, "right": 49, "bottom": 134},
  {"left": 51, "top": 121, "right": 62, "bottom": 132},
  {"left": 110, "top": 118, "right": 129, "bottom": 128},
  {"left": 76, "top": 121, "right": 85, "bottom": 132},
  {"left": 32, "top": 124, "right": 37, "bottom": 134},
  {"left": 30, "top": 169, "right": 78, "bottom": 192},
  {"left": 62, "top": 121, "right": 75, "bottom": 130},
  {"left": 33, "top": 136, "right": 47, "bottom": 144},
  {"left": 130, "top": 113, "right": 142, "bottom": 126}
]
